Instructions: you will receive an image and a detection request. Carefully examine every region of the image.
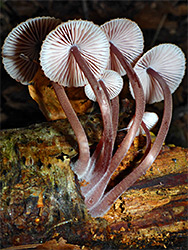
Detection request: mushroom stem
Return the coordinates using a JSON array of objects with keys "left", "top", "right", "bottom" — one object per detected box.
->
[
  {"left": 89, "top": 67, "right": 172, "bottom": 217},
  {"left": 83, "top": 83, "right": 119, "bottom": 179},
  {"left": 70, "top": 45, "right": 114, "bottom": 178},
  {"left": 81, "top": 138, "right": 103, "bottom": 187},
  {"left": 140, "top": 121, "right": 152, "bottom": 160},
  {"left": 84, "top": 121, "right": 151, "bottom": 209},
  {"left": 52, "top": 82, "right": 90, "bottom": 178},
  {"left": 83, "top": 42, "right": 145, "bottom": 209},
  {"left": 108, "top": 42, "right": 145, "bottom": 169},
  {"left": 111, "top": 96, "right": 120, "bottom": 141},
  {"left": 87, "top": 79, "right": 113, "bottom": 179},
  {"left": 97, "top": 79, "right": 120, "bottom": 142},
  {"left": 81, "top": 95, "right": 119, "bottom": 195}
]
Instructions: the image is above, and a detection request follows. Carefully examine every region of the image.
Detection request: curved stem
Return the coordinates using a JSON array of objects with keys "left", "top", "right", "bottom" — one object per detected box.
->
[
  {"left": 111, "top": 96, "right": 120, "bottom": 142},
  {"left": 86, "top": 79, "right": 113, "bottom": 179},
  {"left": 81, "top": 96, "right": 119, "bottom": 195},
  {"left": 98, "top": 79, "right": 119, "bottom": 141},
  {"left": 108, "top": 43, "right": 145, "bottom": 166},
  {"left": 141, "top": 121, "right": 151, "bottom": 161},
  {"left": 52, "top": 82, "right": 90, "bottom": 178},
  {"left": 77, "top": 78, "right": 111, "bottom": 183},
  {"left": 89, "top": 68, "right": 172, "bottom": 217},
  {"left": 84, "top": 87, "right": 119, "bottom": 180},
  {"left": 84, "top": 43, "right": 145, "bottom": 209},
  {"left": 71, "top": 46, "right": 113, "bottom": 179},
  {"left": 84, "top": 122, "right": 151, "bottom": 209}
]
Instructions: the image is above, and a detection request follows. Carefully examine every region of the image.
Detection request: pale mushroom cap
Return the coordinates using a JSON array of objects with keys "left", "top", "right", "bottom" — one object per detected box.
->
[
  {"left": 140, "top": 112, "right": 159, "bottom": 134},
  {"left": 130, "top": 44, "right": 186, "bottom": 104},
  {"left": 84, "top": 70, "right": 123, "bottom": 101},
  {"left": 128, "top": 112, "right": 159, "bottom": 136},
  {"left": 40, "top": 20, "right": 110, "bottom": 87},
  {"left": 2, "top": 17, "right": 61, "bottom": 84},
  {"left": 101, "top": 18, "right": 144, "bottom": 76}
]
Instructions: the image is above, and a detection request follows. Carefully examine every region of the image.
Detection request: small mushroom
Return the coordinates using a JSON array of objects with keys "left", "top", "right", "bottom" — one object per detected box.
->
[
  {"left": 127, "top": 112, "right": 159, "bottom": 136},
  {"left": 2, "top": 16, "right": 61, "bottom": 84},
  {"left": 118, "top": 111, "right": 158, "bottom": 162},
  {"left": 40, "top": 20, "right": 113, "bottom": 178},
  {"left": 127, "top": 111, "right": 159, "bottom": 160},
  {"left": 81, "top": 70, "right": 123, "bottom": 194},
  {"left": 85, "top": 69, "right": 123, "bottom": 143},
  {"left": 84, "top": 69, "right": 123, "bottom": 145},
  {"left": 100, "top": 18, "right": 146, "bottom": 173},
  {"left": 89, "top": 43, "right": 185, "bottom": 217},
  {"left": 84, "top": 70, "right": 123, "bottom": 102}
]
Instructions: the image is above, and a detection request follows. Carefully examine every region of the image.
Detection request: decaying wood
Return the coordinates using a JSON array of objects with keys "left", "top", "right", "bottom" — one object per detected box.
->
[{"left": 0, "top": 116, "right": 187, "bottom": 249}]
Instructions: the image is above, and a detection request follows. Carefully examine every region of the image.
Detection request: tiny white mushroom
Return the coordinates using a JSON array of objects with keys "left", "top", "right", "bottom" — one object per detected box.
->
[
  {"left": 127, "top": 112, "right": 159, "bottom": 136},
  {"left": 84, "top": 70, "right": 123, "bottom": 101}
]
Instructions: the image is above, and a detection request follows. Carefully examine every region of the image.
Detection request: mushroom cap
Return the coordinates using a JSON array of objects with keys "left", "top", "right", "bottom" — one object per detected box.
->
[
  {"left": 129, "top": 44, "right": 186, "bottom": 104},
  {"left": 140, "top": 111, "right": 158, "bottom": 135},
  {"left": 2, "top": 16, "right": 61, "bottom": 85},
  {"left": 128, "top": 112, "right": 159, "bottom": 136},
  {"left": 84, "top": 70, "right": 123, "bottom": 101},
  {"left": 101, "top": 18, "right": 144, "bottom": 76},
  {"left": 40, "top": 20, "right": 110, "bottom": 87}
]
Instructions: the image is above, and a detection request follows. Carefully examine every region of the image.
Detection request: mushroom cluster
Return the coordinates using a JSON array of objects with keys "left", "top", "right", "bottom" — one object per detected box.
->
[{"left": 2, "top": 17, "right": 186, "bottom": 217}]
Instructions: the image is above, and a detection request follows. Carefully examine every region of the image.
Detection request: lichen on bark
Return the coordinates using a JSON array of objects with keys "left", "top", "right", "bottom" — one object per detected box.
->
[{"left": 0, "top": 117, "right": 102, "bottom": 247}]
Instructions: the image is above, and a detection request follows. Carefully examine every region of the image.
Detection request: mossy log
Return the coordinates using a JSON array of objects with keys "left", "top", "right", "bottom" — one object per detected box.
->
[{"left": 0, "top": 116, "right": 187, "bottom": 249}]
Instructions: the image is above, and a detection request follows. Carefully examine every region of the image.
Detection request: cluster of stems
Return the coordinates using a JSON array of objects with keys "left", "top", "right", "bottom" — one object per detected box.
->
[{"left": 54, "top": 42, "right": 173, "bottom": 218}]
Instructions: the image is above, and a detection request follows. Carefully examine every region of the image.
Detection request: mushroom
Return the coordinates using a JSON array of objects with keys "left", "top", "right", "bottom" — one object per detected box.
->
[
  {"left": 40, "top": 20, "right": 113, "bottom": 178},
  {"left": 81, "top": 70, "right": 123, "bottom": 194},
  {"left": 83, "top": 18, "right": 145, "bottom": 209},
  {"left": 100, "top": 18, "right": 145, "bottom": 163},
  {"left": 2, "top": 16, "right": 61, "bottom": 84},
  {"left": 127, "top": 112, "right": 159, "bottom": 160},
  {"left": 84, "top": 69, "right": 123, "bottom": 140},
  {"left": 88, "top": 43, "right": 186, "bottom": 217},
  {"left": 129, "top": 44, "right": 185, "bottom": 104},
  {"left": 100, "top": 18, "right": 146, "bottom": 176},
  {"left": 84, "top": 70, "right": 123, "bottom": 102},
  {"left": 117, "top": 111, "right": 159, "bottom": 162},
  {"left": 101, "top": 18, "right": 144, "bottom": 75},
  {"left": 1, "top": 17, "right": 91, "bottom": 179},
  {"left": 84, "top": 69, "right": 123, "bottom": 146},
  {"left": 126, "top": 111, "right": 159, "bottom": 136}
]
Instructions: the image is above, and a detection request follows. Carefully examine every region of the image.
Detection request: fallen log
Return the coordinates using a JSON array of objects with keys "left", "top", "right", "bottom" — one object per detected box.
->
[{"left": 0, "top": 117, "right": 187, "bottom": 249}]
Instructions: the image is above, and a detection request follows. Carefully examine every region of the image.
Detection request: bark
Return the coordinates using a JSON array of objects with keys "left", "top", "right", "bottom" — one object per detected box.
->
[{"left": 0, "top": 117, "right": 187, "bottom": 249}]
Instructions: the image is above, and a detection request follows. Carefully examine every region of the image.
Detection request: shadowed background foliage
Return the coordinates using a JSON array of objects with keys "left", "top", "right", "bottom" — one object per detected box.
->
[{"left": 0, "top": 0, "right": 187, "bottom": 147}]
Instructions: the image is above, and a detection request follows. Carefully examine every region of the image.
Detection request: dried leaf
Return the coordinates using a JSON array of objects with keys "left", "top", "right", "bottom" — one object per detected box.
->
[{"left": 28, "top": 68, "right": 92, "bottom": 121}]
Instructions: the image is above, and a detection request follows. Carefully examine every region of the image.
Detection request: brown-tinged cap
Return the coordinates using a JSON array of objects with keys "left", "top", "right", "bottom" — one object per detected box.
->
[
  {"left": 2, "top": 16, "right": 61, "bottom": 84},
  {"left": 129, "top": 44, "right": 186, "bottom": 104},
  {"left": 40, "top": 20, "right": 110, "bottom": 87},
  {"left": 101, "top": 18, "right": 144, "bottom": 76}
]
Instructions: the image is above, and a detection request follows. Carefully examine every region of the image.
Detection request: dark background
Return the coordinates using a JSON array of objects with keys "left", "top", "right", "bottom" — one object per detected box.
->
[{"left": 0, "top": 0, "right": 187, "bottom": 147}]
